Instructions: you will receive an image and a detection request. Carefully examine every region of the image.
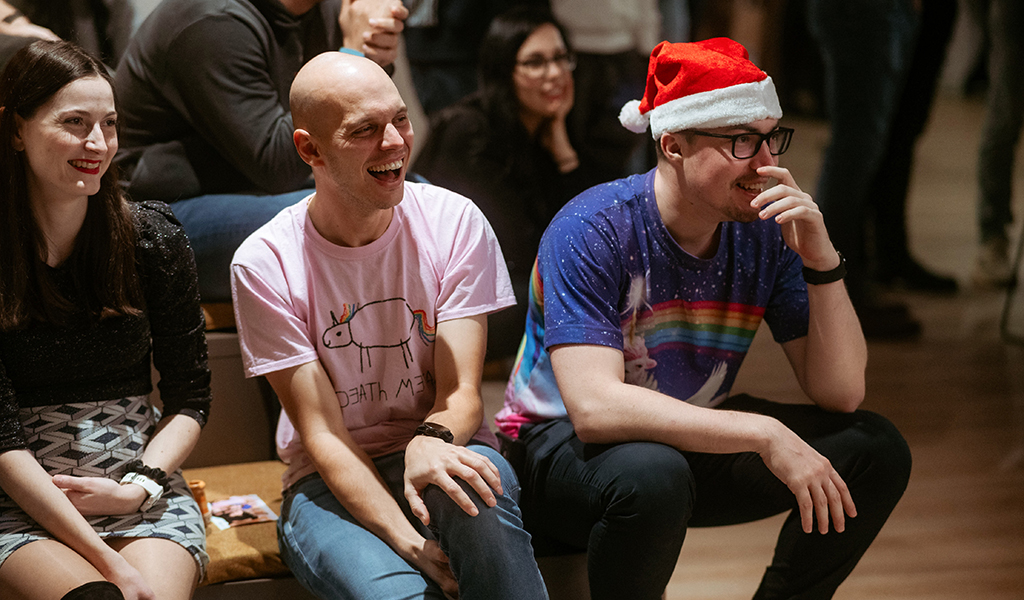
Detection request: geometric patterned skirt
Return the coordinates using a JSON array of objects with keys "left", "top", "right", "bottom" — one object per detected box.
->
[{"left": 0, "top": 395, "right": 209, "bottom": 577}]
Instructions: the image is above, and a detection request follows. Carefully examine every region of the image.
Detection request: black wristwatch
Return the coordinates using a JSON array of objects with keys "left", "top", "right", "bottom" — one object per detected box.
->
[
  {"left": 414, "top": 421, "right": 454, "bottom": 444},
  {"left": 802, "top": 251, "right": 847, "bottom": 285}
]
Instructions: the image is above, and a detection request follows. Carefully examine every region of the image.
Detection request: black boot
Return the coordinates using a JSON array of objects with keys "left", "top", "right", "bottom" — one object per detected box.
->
[
  {"left": 848, "top": 285, "right": 922, "bottom": 341},
  {"left": 875, "top": 258, "right": 959, "bottom": 294}
]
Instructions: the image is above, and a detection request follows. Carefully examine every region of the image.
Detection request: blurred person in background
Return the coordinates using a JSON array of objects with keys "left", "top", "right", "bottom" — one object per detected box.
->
[
  {"left": 401, "top": 0, "right": 543, "bottom": 116},
  {"left": 869, "top": 0, "right": 959, "bottom": 294},
  {"left": 972, "top": 0, "right": 1023, "bottom": 288},
  {"left": 550, "top": 0, "right": 658, "bottom": 178},
  {"left": 114, "top": 0, "right": 408, "bottom": 303},
  {"left": 0, "top": 0, "right": 132, "bottom": 70},
  {"left": 414, "top": 6, "right": 603, "bottom": 361},
  {"left": 806, "top": 0, "right": 923, "bottom": 339}
]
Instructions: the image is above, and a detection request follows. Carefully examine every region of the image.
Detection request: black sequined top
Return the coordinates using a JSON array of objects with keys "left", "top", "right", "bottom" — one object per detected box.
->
[{"left": 0, "top": 201, "right": 212, "bottom": 453}]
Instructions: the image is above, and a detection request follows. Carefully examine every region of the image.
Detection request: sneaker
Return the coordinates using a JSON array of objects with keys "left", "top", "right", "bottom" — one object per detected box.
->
[{"left": 971, "top": 237, "right": 1015, "bottom": 288}]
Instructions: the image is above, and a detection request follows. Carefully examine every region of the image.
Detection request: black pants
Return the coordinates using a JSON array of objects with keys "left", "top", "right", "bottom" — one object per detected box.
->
[
  {"left": 517, "top": 395, "right": 912, "bottom": 600},
  {"left": 869, "top": 0, "right": 958, "bottom": 271}
]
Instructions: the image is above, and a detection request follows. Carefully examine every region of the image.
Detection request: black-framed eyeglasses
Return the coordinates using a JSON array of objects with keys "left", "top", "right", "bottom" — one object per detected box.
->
[
  {"left": 690, "top": 127, "right": 794, "bottom": 159},
  {"left": 515, "top": 52, "right": 577, "bottom": 79}
]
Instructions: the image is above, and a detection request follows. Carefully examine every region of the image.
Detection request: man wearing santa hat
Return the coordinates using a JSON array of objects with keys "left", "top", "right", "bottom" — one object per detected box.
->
[{"left": 495, "top": 38, "right": 912, "bottom": 599}]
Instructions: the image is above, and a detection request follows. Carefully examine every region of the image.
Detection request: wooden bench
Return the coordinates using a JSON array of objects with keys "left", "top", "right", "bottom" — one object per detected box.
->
[
  {"left": 169, "top": 324, "right": 598, "bottom": 599},
  {"left": 183, "top": 461, "right": 316, "bottom": 600},
  {"left": 201, "top": 302, "right": 236, "bottom": 333}
]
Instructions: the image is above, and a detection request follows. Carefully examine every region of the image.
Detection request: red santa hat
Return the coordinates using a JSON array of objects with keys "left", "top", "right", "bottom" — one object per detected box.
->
[{"left": 619, "top": 38, "right": 782, "bottom": 139}]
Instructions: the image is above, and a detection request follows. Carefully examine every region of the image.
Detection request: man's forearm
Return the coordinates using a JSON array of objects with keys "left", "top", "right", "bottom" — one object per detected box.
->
[
  {"left": 552, "top": 344, "right": 782, "bottom": 454},
  {"left": 577, "top": 384, "right": 781, "bottom": 454},
  {"left": 426, "top": 315, "right": 487, "bottom": 446},
  {"left": 423, "top": 385, "right": 484, "bottom": 446},
  {"left": 305, "top": 432, "right": 426, "bottom": 555},
  {"left": 265, "top": 361, "right": 428, "bottom": 557},
  {"left": 801, "top": 280, "right": 867, "bottom": 411}
]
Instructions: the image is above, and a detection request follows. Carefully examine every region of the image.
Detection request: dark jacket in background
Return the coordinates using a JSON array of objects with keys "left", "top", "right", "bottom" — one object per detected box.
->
[{"left": 113, "top": 0, "right": 340, "bottom": 201}]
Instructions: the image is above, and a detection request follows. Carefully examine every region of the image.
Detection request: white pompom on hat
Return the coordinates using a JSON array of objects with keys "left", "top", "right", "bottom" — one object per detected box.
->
[{"left": 619, "top": 38, "right": 783, "bottom": 139}]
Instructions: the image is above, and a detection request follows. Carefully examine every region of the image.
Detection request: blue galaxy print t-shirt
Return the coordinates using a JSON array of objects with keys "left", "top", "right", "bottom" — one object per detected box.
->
[{"left": 495, "top": 168, "right": 809, "bottom": 437}]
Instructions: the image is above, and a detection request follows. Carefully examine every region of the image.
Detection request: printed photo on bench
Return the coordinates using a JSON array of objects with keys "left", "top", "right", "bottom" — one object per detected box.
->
[{"left": 209, "top": 495, "right": 278, "bottom": 530}]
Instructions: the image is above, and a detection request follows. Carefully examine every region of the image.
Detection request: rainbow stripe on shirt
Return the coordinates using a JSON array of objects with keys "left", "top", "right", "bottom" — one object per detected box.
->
[{"left": 624, "top": 299, "right": 764, "bottom": 359}]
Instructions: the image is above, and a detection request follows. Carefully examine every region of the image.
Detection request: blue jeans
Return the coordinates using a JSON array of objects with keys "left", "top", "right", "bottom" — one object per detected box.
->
[
  {"left": 278, "top": 445, "right": 548, "bottom": 600},
  {"left": 517, "top": 395, "right": 912, "bottom": 600},
  {"left": 977, "top": 0, "right": 1024, "bottom": 242},
  {"left": 807, "top": 0, "right": 919, "bottom": 298},
  {"left": 169, "top": 189, "right": 312, "bottom": 302}
]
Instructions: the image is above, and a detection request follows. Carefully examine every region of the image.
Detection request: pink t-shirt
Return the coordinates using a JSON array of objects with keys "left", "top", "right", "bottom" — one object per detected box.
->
[{"left": 231, "top": 183, "right": 515, "bottom": 489}]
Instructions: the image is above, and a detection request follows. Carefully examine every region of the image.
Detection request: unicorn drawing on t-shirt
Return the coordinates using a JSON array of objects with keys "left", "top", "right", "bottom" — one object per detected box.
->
[
  {"left": 322, "top": 297, "right": 435, "bottom": 372},
  {"left": 623, "top": 334, "right": 659, "bottom": 391},
  {"left": 621, "top": 274, "right": 660, "bottom": 390}
]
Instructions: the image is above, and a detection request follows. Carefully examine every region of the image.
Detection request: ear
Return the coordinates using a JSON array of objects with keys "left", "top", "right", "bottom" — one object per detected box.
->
[
  {"left": 293, "top": 128, "right": 322, "bottom": 167},
  {"left": 659, "top": 132, "right": 684, "bottom": 162},
  {"left": 9, "top": 110, "right": 26, "bottom": 152}
]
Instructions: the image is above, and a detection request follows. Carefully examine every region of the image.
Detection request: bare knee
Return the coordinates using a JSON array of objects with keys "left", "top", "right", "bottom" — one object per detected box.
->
[
  {"left": 0, "top": 540, "right": 105, "bottom": 600},
  {"left": 110, "top": 537, "right": 199, "bottom": 600}
]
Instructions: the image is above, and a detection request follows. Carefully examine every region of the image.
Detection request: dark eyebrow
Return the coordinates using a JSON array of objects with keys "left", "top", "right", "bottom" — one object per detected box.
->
[
  {"left": 712, "top": 125, "right": 782, "bottom": 138},
  {"left": 56, "top": 108, "right": 118, "bottom": 118}
]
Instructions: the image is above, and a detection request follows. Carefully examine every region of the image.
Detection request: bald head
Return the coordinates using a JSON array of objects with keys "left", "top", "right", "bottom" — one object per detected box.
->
[
  {"left": 290, "top": 52, "right": 400, "bottom": 137},
  {"left": 289, "top": 51, "right": 413, "bottom": 234}
]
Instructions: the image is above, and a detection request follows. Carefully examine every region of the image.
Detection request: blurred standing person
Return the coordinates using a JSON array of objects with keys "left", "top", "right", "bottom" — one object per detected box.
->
[
  {"left": 806, "top": 0, "right": 922, "bottom": 339},
  {"left": 870, "top": 0, "right": 959, "bottom": 293},
  {"left": 972, "top": 0, "right": 1023, "bottom": 288},
  {"left": 658, "top": 0, "right": 689, "bottom": 43},
  {"left": 414, "top": 7, "right": 602, "bottom": 360}
]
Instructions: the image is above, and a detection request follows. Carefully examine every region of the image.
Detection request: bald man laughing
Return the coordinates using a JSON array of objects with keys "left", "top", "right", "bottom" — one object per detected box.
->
[{"left": 229, "top": 53, "right": 548, "bottom": 600}]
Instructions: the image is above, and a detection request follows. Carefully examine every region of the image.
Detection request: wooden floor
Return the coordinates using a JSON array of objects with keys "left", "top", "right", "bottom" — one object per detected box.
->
[{"left": 483, "top": 92, "right": 1024, "bottom": 599}]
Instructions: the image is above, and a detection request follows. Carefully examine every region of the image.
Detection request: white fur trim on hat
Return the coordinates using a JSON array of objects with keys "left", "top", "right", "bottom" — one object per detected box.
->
[{"left": 647, "top": 77, "right": 782, "bottom": 139}]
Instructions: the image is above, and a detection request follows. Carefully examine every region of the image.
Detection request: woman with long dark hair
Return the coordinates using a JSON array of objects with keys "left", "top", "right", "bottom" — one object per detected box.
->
[
  {"left": 0, "top": 40, "right": 209, "bottom": 600},
  {"left": 414, "top": 6, "right": 602, "bottom": 361}
]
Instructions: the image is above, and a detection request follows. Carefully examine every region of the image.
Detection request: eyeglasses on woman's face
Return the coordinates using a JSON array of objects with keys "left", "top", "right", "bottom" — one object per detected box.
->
[{"left": 515, "top": 52, "right": 577, "bottom": 79}]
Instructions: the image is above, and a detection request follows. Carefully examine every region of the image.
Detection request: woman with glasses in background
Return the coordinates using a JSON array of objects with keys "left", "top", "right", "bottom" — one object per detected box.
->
[{"left": 414, "top": 6, "right": 602, "bottom": 362}]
